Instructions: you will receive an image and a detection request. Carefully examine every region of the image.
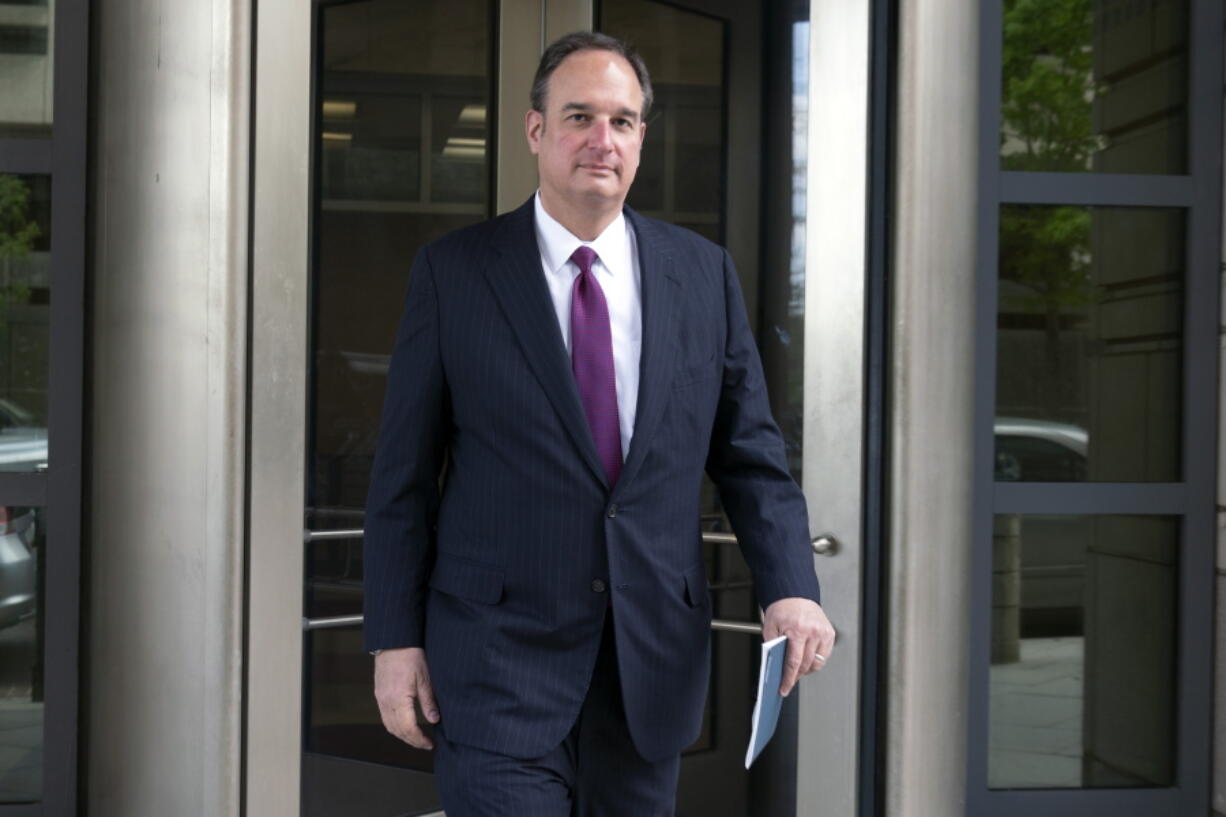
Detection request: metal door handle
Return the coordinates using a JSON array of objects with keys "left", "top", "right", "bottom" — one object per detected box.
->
[{"left": 812, "top": 534, "right": 838, "bottom": 556}]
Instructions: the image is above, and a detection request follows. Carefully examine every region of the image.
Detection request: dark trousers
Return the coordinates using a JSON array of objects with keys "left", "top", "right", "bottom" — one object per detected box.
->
[{"left": 433, "top": 616, "right": 681, "bottom": 817}]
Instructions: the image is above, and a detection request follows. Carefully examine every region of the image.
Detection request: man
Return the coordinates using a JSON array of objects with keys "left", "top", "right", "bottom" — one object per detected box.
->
[{"left": 364, "top": 31, "right": 835, "bottom": 816}]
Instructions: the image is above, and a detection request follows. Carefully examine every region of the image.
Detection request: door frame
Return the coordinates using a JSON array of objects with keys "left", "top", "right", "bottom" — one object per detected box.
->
[{"left": 796, "top": 1, "right": 873, "bottom": 815}]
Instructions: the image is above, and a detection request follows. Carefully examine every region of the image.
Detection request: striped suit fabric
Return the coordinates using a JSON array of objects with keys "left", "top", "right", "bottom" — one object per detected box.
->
[{"left": 363, "top": 196, "right": 820, "bottom": 765}]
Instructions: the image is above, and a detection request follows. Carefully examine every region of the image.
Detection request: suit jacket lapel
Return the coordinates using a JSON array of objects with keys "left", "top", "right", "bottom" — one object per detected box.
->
[
  {"left": 484, "top": 199, "right": 610, "bottom": 490},
  {"left": 618, "top": 208, "right": 682, "bottom": 493}
]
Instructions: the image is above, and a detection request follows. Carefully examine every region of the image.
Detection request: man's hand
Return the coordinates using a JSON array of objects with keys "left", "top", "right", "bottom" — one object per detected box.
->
[
  {"left": 374, "top": 647, "right": 440, "bottom": 749},
  {"left": 762, "top": 598, "right": 836, "bottom": 697}
]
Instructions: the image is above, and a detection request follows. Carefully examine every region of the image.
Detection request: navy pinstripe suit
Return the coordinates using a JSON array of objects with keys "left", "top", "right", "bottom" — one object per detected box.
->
[{"left": 363, "top": 196, "right": 820, "bottom": 764}]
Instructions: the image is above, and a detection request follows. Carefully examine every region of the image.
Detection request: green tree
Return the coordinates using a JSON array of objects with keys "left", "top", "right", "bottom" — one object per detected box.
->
[
  {"left": 0, "top": 174, "right": 40, "bottom": 308},
  {"left": 1001, "top": 0, "right": 1102, "bottom": 171},
  {"left": 999, "top": 0, "right": 1102, "bottom": 418}
]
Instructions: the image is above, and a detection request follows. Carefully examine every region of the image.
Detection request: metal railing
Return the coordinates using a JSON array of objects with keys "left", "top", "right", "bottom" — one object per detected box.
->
[
  {"left": 303, "top": 613, "right": 762, "bottom": 634},
  {"left": 302, "top": 530, "right": 765, "bottom": 634},
  {"left": 303, "top": 528, "right": 748, "bottom": 545}
]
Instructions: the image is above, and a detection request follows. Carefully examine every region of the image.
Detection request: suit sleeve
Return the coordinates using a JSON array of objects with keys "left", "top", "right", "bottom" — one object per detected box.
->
[
  {"left": 705, "top": 248, "right": 821, "bottom": 608},
  {"left": 363, "top": 247, "right": 449, "bottom": 652}
]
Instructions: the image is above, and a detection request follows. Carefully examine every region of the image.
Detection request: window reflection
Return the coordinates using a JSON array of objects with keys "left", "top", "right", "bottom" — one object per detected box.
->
[
  {"left": 0, "top": 174, "right": 49, "bottom": 473},
  {"left": 0, "top": 0, "right": 54, "bottom": 139},
  {"left": 312, "top": 0, "right": 492, "bottom": 514},
  {"left": 601, "top": 0, "right": 724, "bottom": 242},
  {"left": 0, "top": 504, "right": 43, "bottom": 803},
  {"left": 306, "top": 0, "right": 493, "bottom": 786},
  {"left": 996, "top": 206, "right": 1183, "bottom": 482},
  {"left": 990, "top": 514, "right": 1176, "bottom": 789},
  {"left": 1000, "top": 0, "right": 1188, "bottom": 174}
]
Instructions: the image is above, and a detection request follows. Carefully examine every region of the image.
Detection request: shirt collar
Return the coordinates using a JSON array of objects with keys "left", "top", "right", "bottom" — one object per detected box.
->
[{"left": 534, "top": 192, "right": 632, "bottom": 278}]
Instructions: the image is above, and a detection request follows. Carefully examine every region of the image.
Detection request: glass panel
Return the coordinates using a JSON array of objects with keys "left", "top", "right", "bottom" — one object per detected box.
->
[
  {"left": 0, "top": 504, "right": 43, "bottom": 803},
  {"left": 601, "top": 0, "right": 724, "bottom": 243},
  {"left": 1000, "top": 0, "right": 1188, "bottom": 174},
  {"left": 762, "top": 16, "right": 810, "bottom": 484},
  {"left": 0, "top": 0, "right": 54, "bottom": 139},
  {"left": 996, "top": 206, "right": 1183, "bottom": 482},
  {"left": 989, "top": 514, "right": 1177, "bottom": 789},
  {"left": 304, "top": 0, "right": 492, "bottom": 795},
  {"left": 0, "top": 173, "right": 49, "bottom": 473}
]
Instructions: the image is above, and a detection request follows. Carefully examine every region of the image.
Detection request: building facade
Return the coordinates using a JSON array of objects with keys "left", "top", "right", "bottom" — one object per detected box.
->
[{"left": 0, "top": 0, "right": 1223, "bottom": 815}]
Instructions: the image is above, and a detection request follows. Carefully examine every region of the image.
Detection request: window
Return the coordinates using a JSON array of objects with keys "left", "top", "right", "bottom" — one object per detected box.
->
[
  {"left": 969, "top": 1, "right": 1222, "bottom": 815},
  {"left": 0, "top": 0, "right": 86, "bottom": 813}
]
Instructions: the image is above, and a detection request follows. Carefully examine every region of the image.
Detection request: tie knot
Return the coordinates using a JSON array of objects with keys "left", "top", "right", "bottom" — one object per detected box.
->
[{"left": 570, "top": 246, "right": 598, "bottom": 275}]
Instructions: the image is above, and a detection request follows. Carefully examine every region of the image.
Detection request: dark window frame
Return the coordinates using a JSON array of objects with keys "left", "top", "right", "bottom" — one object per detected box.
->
[
  {"left": 0, "top": 0, "right": 88, "bottom": 813},
  {"left": 968, "top": 1, "right": 1223, "bottom": 815}
]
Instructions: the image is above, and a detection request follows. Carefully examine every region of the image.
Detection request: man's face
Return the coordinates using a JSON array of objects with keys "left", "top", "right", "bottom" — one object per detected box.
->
[{"left": 526, "top": 49, "right": 647, "bottom": 217}]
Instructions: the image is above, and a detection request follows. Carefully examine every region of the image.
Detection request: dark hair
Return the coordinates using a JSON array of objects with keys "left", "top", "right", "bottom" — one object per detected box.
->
[{"left": 530, "top": 31, "right": 654, "bottom": 120}]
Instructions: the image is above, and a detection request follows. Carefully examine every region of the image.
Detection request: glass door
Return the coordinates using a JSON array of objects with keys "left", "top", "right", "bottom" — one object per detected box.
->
[
  {"left": 301, "top": 1, "right": 496, "bottom": 813},
  {"left": 249, "top": 2, "right": 873, "bottom": 815}
]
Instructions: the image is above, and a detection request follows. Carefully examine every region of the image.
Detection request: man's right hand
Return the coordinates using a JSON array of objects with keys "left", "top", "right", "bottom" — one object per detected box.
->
[{"left": 374, "top": 647, "right": 440, "bottom": 750}]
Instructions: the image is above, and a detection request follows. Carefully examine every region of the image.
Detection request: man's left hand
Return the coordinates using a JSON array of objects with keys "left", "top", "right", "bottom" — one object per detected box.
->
[{"left": 762, "top": 598, "right": 835, "bottom": 697}]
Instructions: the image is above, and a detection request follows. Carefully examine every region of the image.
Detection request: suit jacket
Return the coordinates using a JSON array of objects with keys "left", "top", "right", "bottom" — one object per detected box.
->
[{"left": 363, "top": 197, "right": 820, "bottom": 763}]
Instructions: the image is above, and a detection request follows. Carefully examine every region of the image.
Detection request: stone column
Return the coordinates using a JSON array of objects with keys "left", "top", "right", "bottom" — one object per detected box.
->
[
  {"left": 886, "top": 0, "right": 980, "bottom": 814},
  {"left": 87, "top": 1, "right": 250, "bottom": 815},
  {"left": 992, "top": 515, "right": 1021, "bottom": 665}
]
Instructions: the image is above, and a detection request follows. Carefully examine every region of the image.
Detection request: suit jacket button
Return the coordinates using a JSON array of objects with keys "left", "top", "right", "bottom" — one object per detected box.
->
[
  {"left": 591, "top": 579, "right": 607, "bottom": 593},
  {"left": 606, "top": 504, "right": 618, "bottom": 518}
]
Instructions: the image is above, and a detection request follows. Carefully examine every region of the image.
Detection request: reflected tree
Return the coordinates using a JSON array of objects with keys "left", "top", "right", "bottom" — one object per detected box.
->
[
  {"left": 1000, "top": 0, "right": 1101, "bottom": 419},
  {"left": 0, "top": 174, "right": 39, "bottom": 308},
  {"left": 999, "top": 205, "right": 1095, "bottom": 418},
  {"left": 1001, "top": 0, "right": 1101, "bottom": 171}
]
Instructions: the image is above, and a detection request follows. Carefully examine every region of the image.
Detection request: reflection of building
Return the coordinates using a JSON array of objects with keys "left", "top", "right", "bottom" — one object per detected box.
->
[
  {"left": 0, "top": 0, "right": 54, "bottom": 139},
  {"left": 1, "top": 0, "right": 1223, "bottom": 815}
]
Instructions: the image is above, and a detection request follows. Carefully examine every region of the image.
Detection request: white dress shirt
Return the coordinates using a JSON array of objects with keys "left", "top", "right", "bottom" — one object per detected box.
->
[{"left": 534, "top": 192, "right": 642, "bottom": 459}]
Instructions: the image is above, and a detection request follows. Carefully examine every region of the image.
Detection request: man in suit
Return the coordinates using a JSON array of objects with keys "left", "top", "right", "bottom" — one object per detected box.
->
[{"left": 364, "top": 31, "right": 835, "bottom": 817}]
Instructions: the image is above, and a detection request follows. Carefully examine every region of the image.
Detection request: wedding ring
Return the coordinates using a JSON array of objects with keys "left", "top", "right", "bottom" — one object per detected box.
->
[{"left": 814, "top": 653, "right": 827, "bottom": 662}]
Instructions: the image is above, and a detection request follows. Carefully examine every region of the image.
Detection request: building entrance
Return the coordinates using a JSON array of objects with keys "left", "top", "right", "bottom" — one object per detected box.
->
[{"left": 247, "top": 2, "right": 874, "bottom": 815}]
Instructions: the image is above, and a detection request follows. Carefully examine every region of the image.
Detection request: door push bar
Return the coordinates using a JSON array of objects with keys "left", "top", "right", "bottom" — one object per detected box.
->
[
  {"left": 305, "top": 528, "right": 839, "bottom": 554},
  {"left": 300, "top": 532, "right": 839, "bottom": 633},
  {"left": 302, "top": 614, "right": 766, "bottom": 634}
]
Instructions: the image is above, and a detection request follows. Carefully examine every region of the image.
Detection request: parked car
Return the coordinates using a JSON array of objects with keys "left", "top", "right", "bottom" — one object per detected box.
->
[
  {"left": 994, "top": 416, "right": 1087, "bottom": 482},
  {"left": 994, "top": 417, "right": 1090, "bottom": 637},
  {"left": 0, "top": 398, "right": 47, "bottom": 472},
  {"left": 0, "top": 505, "right": 37, "bottom": 629}
]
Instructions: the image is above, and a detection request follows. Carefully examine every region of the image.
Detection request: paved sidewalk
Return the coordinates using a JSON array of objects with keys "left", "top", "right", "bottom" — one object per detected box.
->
[
  {"left": 0, "top": 617, "right": 40, "bottom": 802},
  {"left": 989, "top": 636, "right": 1083, "bottom": 789}
]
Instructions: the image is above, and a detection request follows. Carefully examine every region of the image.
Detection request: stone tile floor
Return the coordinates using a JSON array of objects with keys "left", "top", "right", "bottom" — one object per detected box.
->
[
  {"left": 0, "top": 701, "right": 40, "bottom": 802},
  {"left": 989, "top": 636, "right": 1083, "bottom": 789},
  {"left": 0, "top": 618, "right": 40, "bottom": 803}
]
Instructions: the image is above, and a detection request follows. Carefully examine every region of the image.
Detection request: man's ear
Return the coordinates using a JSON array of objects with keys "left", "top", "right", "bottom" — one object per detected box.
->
[
  {"left": 525, "top": 110, "right": 544, "bottom": 155},
  {"left": 638, "top": 120, "right": 647, "bottom": 147}
]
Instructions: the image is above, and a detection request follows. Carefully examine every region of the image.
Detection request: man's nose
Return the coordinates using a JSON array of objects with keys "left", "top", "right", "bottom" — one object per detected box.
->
[{"left": 586, "top": 118, "right": 614, "bottom": 150}]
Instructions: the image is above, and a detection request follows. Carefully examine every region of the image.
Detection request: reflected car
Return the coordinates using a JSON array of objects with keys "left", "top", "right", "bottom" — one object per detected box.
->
[
  {"left": 994, "top": 416, "right": 1087, "bottom": 482},
  {"left": 0, "top": 398, "right": 47, "bottom": 472},
  {"left": 0, "top": 506, "right": 36, "bottom": 629},
  {"left": 994, "top": 418, "right": 1090, "bottom": 637}
]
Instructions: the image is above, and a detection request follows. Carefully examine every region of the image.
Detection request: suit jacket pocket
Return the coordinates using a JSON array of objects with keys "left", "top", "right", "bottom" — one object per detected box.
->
[
  {"left": 682, "top": 564, "right": 710, "bottom": 609},
  {"left": 429, "top": 554, "right": 505, "bottom": 605}
]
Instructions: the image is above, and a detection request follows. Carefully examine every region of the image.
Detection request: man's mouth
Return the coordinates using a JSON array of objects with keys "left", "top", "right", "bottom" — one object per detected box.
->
[{"left": 580, "top": 164, "right": 617, "bottom": 175}]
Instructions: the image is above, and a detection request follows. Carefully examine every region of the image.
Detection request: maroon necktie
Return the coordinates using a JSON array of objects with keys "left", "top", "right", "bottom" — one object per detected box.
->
[{"left": 570, "top": 246, "right": 622, "bottom": 486}]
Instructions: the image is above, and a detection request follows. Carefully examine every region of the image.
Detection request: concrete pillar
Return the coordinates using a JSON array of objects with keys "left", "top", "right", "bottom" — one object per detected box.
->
[
  {"left": 992, "top": 515, "right": 1021, "bottom": 665},
  {"left": 86, "top": 1, "right": 250, "bottom": 815},
  {"left": 887, "top": 0, "right": 979, "bottom": 815}
]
